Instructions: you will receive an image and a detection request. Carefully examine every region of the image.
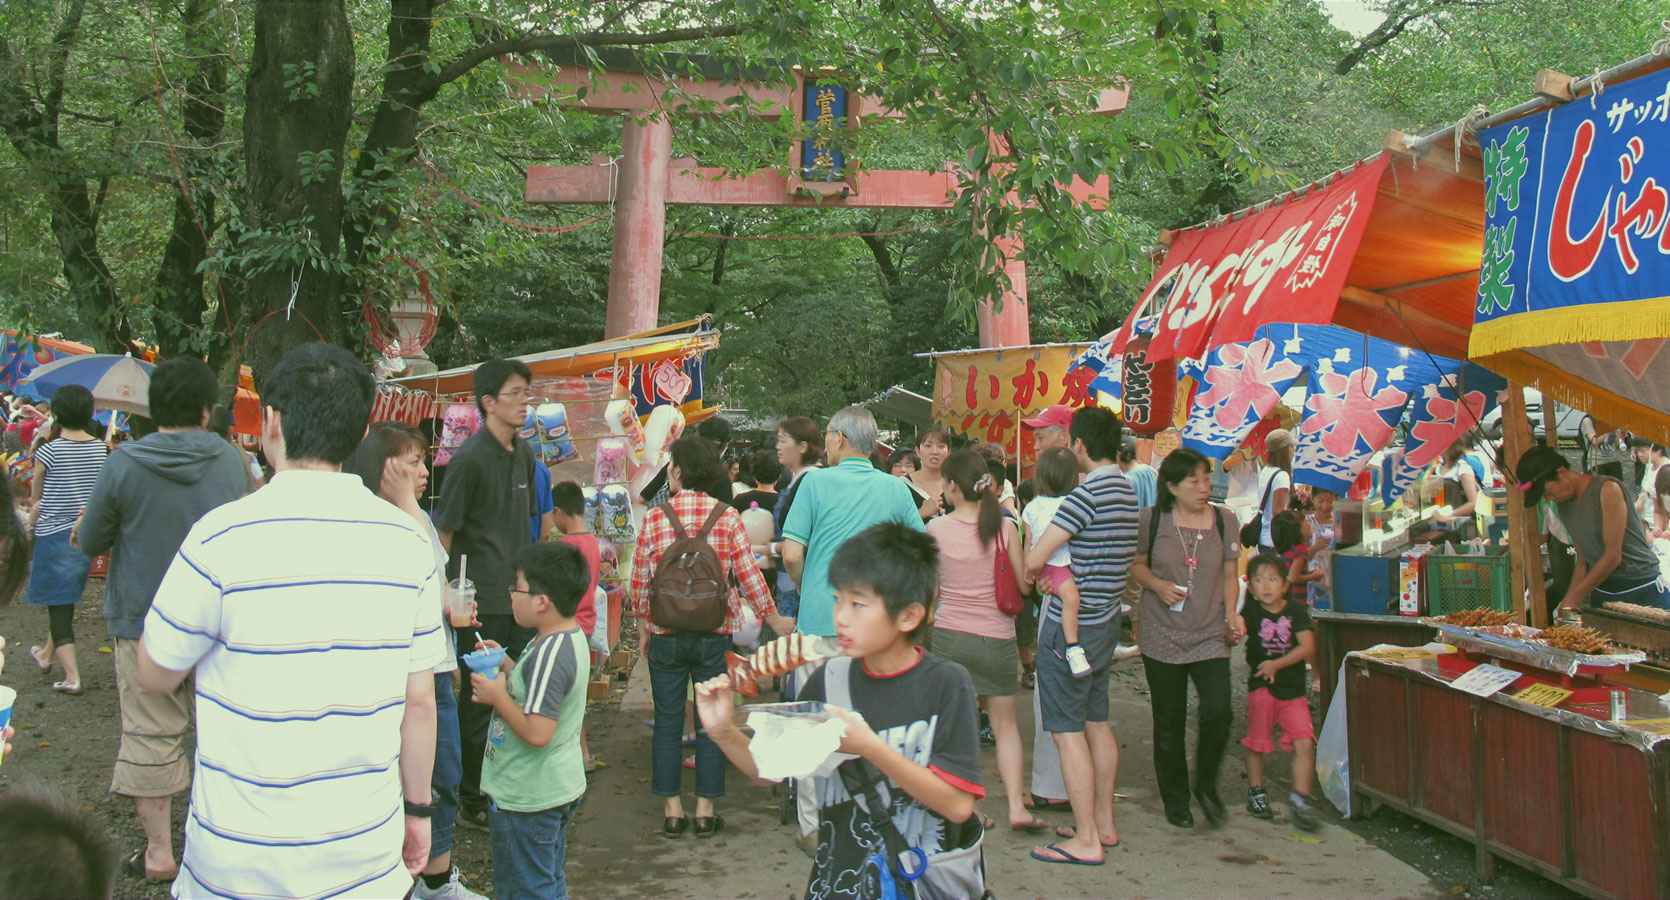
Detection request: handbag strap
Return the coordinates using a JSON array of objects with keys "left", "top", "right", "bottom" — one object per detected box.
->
[{"left": 1256, "top": 468, "right": 1277, "bottom": 519}]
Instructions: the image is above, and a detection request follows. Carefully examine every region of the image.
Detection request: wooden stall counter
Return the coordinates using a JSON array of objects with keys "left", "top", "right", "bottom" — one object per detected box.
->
[
  {"left": 1312, "top": 609, "right": 1435, "bottom": 709},
  {"left": 1342, "top": 651, "right": 1670, "bottom": 900}
]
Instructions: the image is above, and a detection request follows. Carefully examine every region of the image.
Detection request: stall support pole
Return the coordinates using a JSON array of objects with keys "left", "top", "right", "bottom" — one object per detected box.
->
[{"left": 1502, "top": 384, "right": 1548, "bottom": 626}]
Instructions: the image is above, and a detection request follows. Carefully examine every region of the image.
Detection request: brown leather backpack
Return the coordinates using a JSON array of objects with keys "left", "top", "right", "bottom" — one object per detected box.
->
[{"left": 648, "top": 502, "right": 729, "bottom": 633}]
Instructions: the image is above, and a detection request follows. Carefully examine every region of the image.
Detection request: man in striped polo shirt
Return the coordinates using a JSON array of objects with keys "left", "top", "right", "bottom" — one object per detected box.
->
[
  {"left": 1024, "top": 406, "right": 1138, "bottom": 865},
  {"left": 139, "top": 343, "right": 446, "bottom": 899}
]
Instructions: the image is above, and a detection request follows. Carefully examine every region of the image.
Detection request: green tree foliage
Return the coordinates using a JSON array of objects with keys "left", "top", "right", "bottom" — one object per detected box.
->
[{"left": 0, "top": 0, "right": 1664, "bottom": 420}]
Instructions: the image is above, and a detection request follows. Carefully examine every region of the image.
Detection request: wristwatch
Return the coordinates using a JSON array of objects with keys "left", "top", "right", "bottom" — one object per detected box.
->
[{"left": 404, "top": 793, "right": 439, "bottom": 818}]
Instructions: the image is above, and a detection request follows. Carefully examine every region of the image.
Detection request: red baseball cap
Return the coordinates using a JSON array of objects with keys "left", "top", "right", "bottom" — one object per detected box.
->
[{"left": 1022, "top": 405, "right": 1073, "bottom": 429}]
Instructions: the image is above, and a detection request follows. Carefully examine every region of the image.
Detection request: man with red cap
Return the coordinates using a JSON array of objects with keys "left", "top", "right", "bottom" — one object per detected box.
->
[{"left": 1023, "top": 405, "right": 1074, "bottom": 453}]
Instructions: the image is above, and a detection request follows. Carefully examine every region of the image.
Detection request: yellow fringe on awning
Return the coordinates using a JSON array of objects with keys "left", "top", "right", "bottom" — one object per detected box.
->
[
  {"left": 1469, "top": 294, "right": 1670, "bottom": 358},
  {"left": 1471, "top": 349, "right": 1670, "bottom": 446}
]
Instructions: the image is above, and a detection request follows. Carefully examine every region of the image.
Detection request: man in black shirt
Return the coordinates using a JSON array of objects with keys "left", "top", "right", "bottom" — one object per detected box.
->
[{"left": 435, "top": 358, "right": 539, "bottom": 827}]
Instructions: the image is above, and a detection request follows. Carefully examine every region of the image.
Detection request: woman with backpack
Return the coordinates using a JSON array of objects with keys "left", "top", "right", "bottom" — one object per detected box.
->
[
  {"left": 1128, "top": 448, "right": 1243, "bottom": 830},
  {"left": 630, "top": 437, "right": 787, "bottom": 840}
]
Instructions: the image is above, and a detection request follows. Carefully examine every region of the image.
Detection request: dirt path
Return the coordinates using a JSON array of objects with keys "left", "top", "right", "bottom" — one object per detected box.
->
[{"left": 0, "top": 587, "right": 1575, "bottom": 899}]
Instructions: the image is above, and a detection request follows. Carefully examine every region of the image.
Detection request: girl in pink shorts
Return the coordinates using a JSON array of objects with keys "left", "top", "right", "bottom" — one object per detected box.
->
[{"left": 1238, "top": 554, "right": 1319, "bottom": 830}]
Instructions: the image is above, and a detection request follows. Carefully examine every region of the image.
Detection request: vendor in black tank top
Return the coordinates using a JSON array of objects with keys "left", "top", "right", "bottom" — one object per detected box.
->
[{"left": 1516, "top": 445, "right": 1669, "bottom": 612}]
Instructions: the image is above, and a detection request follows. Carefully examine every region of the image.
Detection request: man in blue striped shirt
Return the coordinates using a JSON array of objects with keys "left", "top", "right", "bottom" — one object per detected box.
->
[
  {"left": 138, "top": 344, "right": 446, "bottom": 899},
  {"left": 1024, "top": 406, "right": 1137, "bottom": 866}
]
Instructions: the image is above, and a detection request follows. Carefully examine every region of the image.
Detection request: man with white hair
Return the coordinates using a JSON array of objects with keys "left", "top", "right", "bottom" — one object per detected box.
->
[
  {"left": 779, "top": 406, "right": 926, "bottom": 853},
  {"left": 781, "top": 406, "right": 926, "bottom": 644}
]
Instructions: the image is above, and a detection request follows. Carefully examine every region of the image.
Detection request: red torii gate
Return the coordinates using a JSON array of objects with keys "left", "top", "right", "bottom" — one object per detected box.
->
[{"left": 508, "top": 50, "right": 1125, "bottom": 347}]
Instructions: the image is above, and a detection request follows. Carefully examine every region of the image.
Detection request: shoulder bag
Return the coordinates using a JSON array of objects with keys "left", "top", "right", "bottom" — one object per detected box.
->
[{"left": 992, "top": 527, "right": 1024, "bottom": 617}]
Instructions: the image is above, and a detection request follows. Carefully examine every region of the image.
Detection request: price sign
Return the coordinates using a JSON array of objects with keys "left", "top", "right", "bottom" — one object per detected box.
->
[
  {"left": 1511, "top": 683, "right": 1573, "bottom": 708},
  {"left": 1448, "top": 663, "right": 1521, "bottom": 697},
  {"left": 1623, "top": 717, "right": 1670, "bottom": 735}
]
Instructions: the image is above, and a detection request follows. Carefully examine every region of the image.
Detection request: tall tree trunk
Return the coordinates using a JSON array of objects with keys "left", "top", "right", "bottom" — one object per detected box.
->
[
  {"left": 152, "top": 0, "right": 230, "bottom": 360},
  {"left": 342, "top": 0, "right": 440, "bottom": 272},
  {"left": 242, "top": 0, "right": 355, "bottom": 381},
  {"left": 0, "top": 0, "right": 134, "bottom": 351}
]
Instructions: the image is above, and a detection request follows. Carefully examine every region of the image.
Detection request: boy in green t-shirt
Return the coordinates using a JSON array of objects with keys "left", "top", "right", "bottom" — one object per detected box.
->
[{"left": 469, "top": 542, "right": 591, "bottom": 900}]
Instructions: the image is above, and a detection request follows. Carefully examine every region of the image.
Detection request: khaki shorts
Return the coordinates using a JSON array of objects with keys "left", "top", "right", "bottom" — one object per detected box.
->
[
  {"left": 111, "top": 637, "right": 193, "bottom": 798},
  {"left": 932, "top": 627, "right": 1019, "bottom": 697}
]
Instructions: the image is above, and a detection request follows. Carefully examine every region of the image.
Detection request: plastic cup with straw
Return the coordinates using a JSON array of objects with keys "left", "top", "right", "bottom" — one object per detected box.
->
[{"left": 448, "top": 554, "right": 475, "bottom": 629}]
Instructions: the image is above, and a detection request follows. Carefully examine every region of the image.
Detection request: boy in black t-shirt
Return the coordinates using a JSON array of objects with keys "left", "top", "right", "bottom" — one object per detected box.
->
[
  {"left": 695, "top": 522, "right": 984, "bottom": 900},
  {"left": 1238, "top": 553, "right": 1319, "bottom": 831}
]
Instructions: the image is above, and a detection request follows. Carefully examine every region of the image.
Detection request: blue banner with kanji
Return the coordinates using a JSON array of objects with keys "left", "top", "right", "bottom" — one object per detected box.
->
[
  {"left": 1384, "top": 362, "right": 1508, "bottom": 502},
  {"left": 1176, "top": 323, "right": 1495, "bottom": 497},
  {"left": 1179, "top": 329, "right": 1307, "bottom": 459},
  {"left": 801, "top": 82, "right": 848, "bottom": 181},
  {"left": 1473, "top": 73, "right": 1670, "bottom": 356}
]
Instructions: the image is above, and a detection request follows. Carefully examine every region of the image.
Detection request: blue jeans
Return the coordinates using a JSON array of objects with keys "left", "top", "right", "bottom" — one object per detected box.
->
[
  {"left": 459, "top": 614, "right": 536, "bottom": 815},
  {"left": 647, "top": 631, "right": 729, "bottom": 799},
  {"left": 431, "top": 671, "right": 462, "bottom": 859},
  {"left": 489, "top": 799, "right": 579, "bottom": 900}
]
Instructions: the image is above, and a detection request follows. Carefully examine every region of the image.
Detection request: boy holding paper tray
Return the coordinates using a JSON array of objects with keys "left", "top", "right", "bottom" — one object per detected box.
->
[{"left": 696, "top": 522, "right": 986, "bottom": 900}]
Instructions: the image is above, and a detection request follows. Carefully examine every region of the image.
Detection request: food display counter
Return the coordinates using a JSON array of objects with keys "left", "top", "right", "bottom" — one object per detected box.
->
[{"left": 1341, "top": 625, "right": 1670, "bottom": 899}]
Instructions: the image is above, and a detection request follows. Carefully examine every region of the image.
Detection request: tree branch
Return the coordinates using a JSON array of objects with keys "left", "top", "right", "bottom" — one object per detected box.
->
[
  {"left": 433, "top": 22, "right": 753, "bottom": 89},
  {"left": 43, "top": 0, "right": 88, "bottom": 130},
  {"left": 1331, "top": 0, "right": 1504, "bottom": 76}
]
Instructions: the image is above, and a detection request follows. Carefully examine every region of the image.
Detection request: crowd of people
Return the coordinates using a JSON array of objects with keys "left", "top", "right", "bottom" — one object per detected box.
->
[{"left": 0, "top": 345, "right": 1342, "bottom": 900}]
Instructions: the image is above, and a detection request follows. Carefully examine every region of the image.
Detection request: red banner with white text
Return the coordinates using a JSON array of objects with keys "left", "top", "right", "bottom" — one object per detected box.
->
[{"left": 1119, "top": 155, "right": 1389, "bottom": 363}]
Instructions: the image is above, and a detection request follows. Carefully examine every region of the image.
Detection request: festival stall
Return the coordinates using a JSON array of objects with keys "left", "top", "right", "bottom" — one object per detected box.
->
[
  {"left": 1330, "top": 60, "right": 1670, "bottom": 899},
  {"left": 1074, "top": 53, "right": 1670, "bottom": 898},
  {"left": 920, "top": 342, "right": 1097, "bottom": 464},
  {"left": 391, "top": 318, "right": 723, "bottom": 674},
  {"left": 1076, "top": 146, "right": 1511, "bottom": 692}
]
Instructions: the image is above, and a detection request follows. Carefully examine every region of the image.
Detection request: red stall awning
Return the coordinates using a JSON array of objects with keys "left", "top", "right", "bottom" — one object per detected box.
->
[{"left": 1115, "top": 152, "right": 1482, "bottom": 365}]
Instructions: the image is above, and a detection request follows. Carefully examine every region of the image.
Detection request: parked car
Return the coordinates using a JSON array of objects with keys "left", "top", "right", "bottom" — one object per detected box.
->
[{"left": 1479, "top": 389, "right": 1586, "bottom": 446}]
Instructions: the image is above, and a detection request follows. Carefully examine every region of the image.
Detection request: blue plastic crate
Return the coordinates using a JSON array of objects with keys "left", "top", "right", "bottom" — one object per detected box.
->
[{"left": 1330, "top": 549, "right": 1400, "bottom": 615}]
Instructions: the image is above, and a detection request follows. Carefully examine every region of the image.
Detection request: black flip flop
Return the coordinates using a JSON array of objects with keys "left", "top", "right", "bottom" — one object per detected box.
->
[
  {"left": 1028, "top": 793, "right": 1071, "bottom": 811},
  {"left": 121, "top": 849, "right": 178, "bottom": 884},
  {"left": 1029, "top": 843, "right": 1105, "bottom": 866}
]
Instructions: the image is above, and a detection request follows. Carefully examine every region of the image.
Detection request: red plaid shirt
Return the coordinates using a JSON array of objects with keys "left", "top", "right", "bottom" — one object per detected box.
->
[{"left": 630, "top": 491, "right": 775, "bottom": 635}]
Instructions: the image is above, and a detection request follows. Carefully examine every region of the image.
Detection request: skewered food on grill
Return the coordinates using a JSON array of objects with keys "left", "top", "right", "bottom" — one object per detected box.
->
[
  {"left": 1438, "top": 608, "right": 1517, "bottom": 627},
  {"left": 1602, "top": 601, "right": 1670, "bottom": 624},
  {"left": 1535, "top": 625, "right": 1613, "bottom": 655}
]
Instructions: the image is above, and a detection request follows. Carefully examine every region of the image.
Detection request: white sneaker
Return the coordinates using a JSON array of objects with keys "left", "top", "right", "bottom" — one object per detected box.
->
[
  {"left": 1113, "top": 643, "right": 1142, "bottom": 661},
  {"left": 412, "top": 868, "right": 489, "bottom": 900}
]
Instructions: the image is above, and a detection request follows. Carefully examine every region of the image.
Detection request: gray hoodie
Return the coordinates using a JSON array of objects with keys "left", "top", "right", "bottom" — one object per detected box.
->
[{"left": 79, "top": 429, "right": 248, "bottom": 639}]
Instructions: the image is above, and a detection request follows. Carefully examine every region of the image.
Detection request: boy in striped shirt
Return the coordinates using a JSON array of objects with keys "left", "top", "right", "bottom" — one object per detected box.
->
[{"left": 469, "top": 542, "right": 591, "bottom": 900}]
